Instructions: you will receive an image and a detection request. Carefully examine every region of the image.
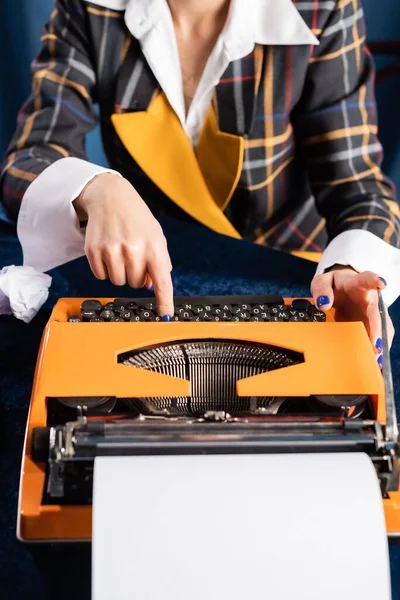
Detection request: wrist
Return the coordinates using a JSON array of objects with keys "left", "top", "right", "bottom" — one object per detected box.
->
[{"left": 73, "top": 173, "right": 117, "bottom": 219}]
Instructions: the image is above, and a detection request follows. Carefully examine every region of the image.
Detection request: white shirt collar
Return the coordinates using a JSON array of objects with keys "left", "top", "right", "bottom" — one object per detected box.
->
[{"left": 84, "top": 0, "right": 319, "bottom": 51}]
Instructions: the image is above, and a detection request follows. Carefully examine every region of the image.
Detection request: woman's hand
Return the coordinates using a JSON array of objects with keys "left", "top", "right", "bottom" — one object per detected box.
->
[
  {"left": 311, "top": 265, "right": 394, "bottom": 367},
  {"left": 74, "top": 173, "right": 174, "bottom": 319}
]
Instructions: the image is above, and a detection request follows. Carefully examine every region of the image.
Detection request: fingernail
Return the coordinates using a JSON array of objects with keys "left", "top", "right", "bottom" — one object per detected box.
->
[
  {"left": 150, "top": 285, "right": 154, "bottom": 292},
  {"left": 379, "top": 277, "right": 387, "bottom": 287},
  {"left": 378, "top": 355, "right": 383, "bottom": 369},
  {"left": 162, "top": 315, "right": 170, "bottom": 322},
  {"left": 375, "top": 338, "right": 383, "bottom": 352},
  {"left": 316, "top": 296, "right": 330, "bottom": 308}
]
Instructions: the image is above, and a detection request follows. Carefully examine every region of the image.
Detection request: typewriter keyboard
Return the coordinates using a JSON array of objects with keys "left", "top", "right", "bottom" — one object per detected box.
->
[{"left": 67, "top": 295, "right": 326, "bottom": 322}]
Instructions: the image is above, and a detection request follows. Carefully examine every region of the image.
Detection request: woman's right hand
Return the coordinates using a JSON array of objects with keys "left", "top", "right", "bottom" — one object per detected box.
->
[{"left": 73, "top": 173, "right": 174, "bottom": 319}]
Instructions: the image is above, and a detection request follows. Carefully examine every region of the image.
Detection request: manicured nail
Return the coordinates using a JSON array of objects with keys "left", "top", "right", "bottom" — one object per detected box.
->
[
  {"left": 378, "top": 355, "right": 383, "bottom": 369},
  {"left": 378, "top": 277, "right": 387, "bottom": 287},
  {"left": 375, "top": 338, "right": 383, "bottom": 352},
  {"left": 316, "top": 296, "right": 330, "bottom": 308},
  {"left": 162, "top": 315, "right": 170, "bottom": 322},
  {"left": 150, "top": 285, "right": 154, "bottom": 292}
]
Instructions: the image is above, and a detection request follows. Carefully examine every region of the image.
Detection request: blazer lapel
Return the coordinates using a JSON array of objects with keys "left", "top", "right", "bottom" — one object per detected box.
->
[{"left": 112, "top": 91, "right": 242, "bottom": 239}]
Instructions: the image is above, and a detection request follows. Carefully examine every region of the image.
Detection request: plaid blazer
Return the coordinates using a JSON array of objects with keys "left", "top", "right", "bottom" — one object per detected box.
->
[{"left": 1, "top": 0, "right": 399, "bottom": 252}]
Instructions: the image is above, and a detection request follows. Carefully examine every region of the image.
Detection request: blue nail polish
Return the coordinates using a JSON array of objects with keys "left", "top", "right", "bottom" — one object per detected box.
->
[
  {"left": 316, "top": 296, "right": 330, "bottom": 308},
  {"left": 379, "top": 277, "right": 387, "bottom": 286},
  {"left": 150, "top": 285, "right": 154, "bottom": 292},
  {"left": 378, "top": 355, "right": 383, "bottom": 369},
  {"left": 162, "top": 315, "right": 170, "bottom": 322},
  {"left": 375, "top": 338, "right": 383, "bottom": 352}
]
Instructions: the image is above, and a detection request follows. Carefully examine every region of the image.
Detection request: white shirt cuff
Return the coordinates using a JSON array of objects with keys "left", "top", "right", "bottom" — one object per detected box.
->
[
  {"left": 17, "top": 157, "right": 121, "bottom": 273},
  {"left": 315, "top": 230, "right": 400, "bottom": 307}
]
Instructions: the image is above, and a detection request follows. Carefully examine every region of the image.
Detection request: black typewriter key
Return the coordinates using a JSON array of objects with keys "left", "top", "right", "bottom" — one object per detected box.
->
[
  {"left": 203, "top": 304, "right": 212, "bottom": 313},
  {"left": 90, "top": 316, "right": 104, "bottom": 322},
  {"left": 82, "top": 310, "right": 97, "bottom": 322},
  {"left": 144, "top": 301, "right": 156, "bottom": 311},
  {"left": 81, "top": 299, "right": 102, "bottom": 313},
  {"left": 289, "top": 316, "right": 302, "bottom": 322},
  {"left": 250, "top": 316, "right": 261, "bottom": 322},
  {"left": 191, "top": 315, "right": 203, "bottom": 322},
  {"left": 221, "top": 310, "right": 232, "bottom": 321},
  {"left": 68, "top": 315, "right": 81, "bottom": 322},
  {"left": 213, "top": 307, "right": 223, "bottom": 316},
  {"left": 100, "top": 309, "right": 115, "bottom": 321},
  {"left": 104, "top": 302, "right": 116, "bottom": 311},
  {"left": 312, "top": 311, "right": 326, "bottom": 322},
  {"left": 250, "top": 306, "right": 261, "bottom": 315},
  {"left": 140, "top": 309, "right": 154, "bottom": 320},
  {"left": 154, "top": 315, "right": 161, "bottom": 321},
  {"left": 120, "top": 310, "right": 134, "bottom": 321},
  {"left": 291, "top": 299, "right": 312, "bottom": 310},
  {"left": 193, "top": 306, "right": 204, "bottom": 315},
  {"left": 110, "top": 317, "right": 124, "bottom": 322},
  {"left": 260, "top": 312, "right": 271, "bottom": 321},
  {"left": 231, "top": 315, "right": 240, "bottom": 322},
  {"left": 181, "top": 302, "right": 194, "bottom": 311},
  {"left": 237, "top": 310, "right": 251, "bottom": 321},
  {"left": 220, "top": 303, "right": 232, "bottom": 312},
  {"left": 126, "top": 301, "right": 139, "bottom": 311},
  {"left": 288, "top": 309, "right": 299, "bottom": 317},
  {"left": 297, "top": 311, "right": 310, "bottom": 321},
  {"left": 171, "top": 314, "right": 181, "bottom": 321},
  {"left": 130, "top": 314, "right": 144, "bottom": 322},
  {"left": 201, "top": 311, "right": 213, "bottom": 321},
  {"left": 180, "top": 310, "right": 193, "bottom": 321}
]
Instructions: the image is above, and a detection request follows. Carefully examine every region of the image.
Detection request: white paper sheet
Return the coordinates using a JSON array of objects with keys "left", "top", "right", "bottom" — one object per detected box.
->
[{"left": 92, "top": 453, "right": 391, "bottom": 600}]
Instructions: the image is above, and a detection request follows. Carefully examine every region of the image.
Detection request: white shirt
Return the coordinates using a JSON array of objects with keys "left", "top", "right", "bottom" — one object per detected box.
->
[{"left": 16, "top": 0, "right": 400, "bottom": 306}]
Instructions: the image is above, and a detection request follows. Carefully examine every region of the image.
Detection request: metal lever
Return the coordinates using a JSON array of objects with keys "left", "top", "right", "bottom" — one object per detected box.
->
[{"left": 378, "top": 291, "right": 398, "bottom": 444}]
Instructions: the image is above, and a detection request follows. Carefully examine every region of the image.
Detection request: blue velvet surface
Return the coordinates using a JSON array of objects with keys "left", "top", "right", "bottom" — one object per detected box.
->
[{"left": 1, "top": 218, "right": 400, "bottom": 599}]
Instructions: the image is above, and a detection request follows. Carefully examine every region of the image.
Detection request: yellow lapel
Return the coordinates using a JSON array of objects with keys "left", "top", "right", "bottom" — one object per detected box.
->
[{"left": 111, "top": 92, "right": 243, "bottom": 238}]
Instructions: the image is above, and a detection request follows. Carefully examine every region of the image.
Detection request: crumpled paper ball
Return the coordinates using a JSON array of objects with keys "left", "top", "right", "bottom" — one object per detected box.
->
[{"left": 0, "top": 265, "right": 52, "bottom": 323}]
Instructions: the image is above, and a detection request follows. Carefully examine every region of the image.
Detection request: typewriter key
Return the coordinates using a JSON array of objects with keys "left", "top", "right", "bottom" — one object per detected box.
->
[
  {"left": 193, "top": 306, "right": 205, "bottom": 315},
  {"left": 110, "top": 317, "right": 124, "bottom": 322},
  {"left": 100, "top": 309, "right": 115, "bottom": 321},
  {"left": 120, "top": 310, "right": 133, "bottom": 321},
  {"left": 220, "top": 303, "right": 232, "bottom": 312},
  {"left": 90, "top": 316, "right": 104, "bottom": 322},
  {"left": 172, "top": 314, "right": 181, "bottom": 321},
  {"left": 312, "top": 311, "right": 326, "bottom": 322},
  {"left": 141, "top": 309, "right": 154, "bottom": 320},
  {"left": 182, "top": 302, "right": 194, "bottom": 311},
  {"left": 126, "top": 301, "right": 139, "bottom": 311},
  {"left": 180, "top": 310, "right": 193, "bottom": 321},
  {"left": 221, "top": 310, "right": 232, "bottom": 321},
  {"left": 289, "top": 316, "right": 301, "bottom": 322},
  {"left": 104, "top": 302, "right": 116, "bottom": 311},
  {"left": 130, "top": 314, "right": 143, "bottom": 322},
  {"left": 82, "top": 310, "right": 97, "bottom": 321},
  {"left": 144, "top": 301, "right": 156, "bottom": 311},
  {"left": 213, "top": 307, "right": 223, "bottom": 316},
  {"left": 68, "top": 315, "right": 81, "bottom": 322},
  {"left": 237, "top": 310, "right": 250, "bottom": 321},
  {"left": 201, "top": 311, "right": 213, "bottom": 321},
  {"left": 297, "top": 311, "right": 310, "bottom": 321},
  {"left": 81, "top": 299, "right": 102, "bottom": 313},
  {"left": 250, "top": 316, "right": 261, "bottom": 321},
  {"left": 191, "top": 315, "right": 202, "bottom": 322},
  {"left": 291, "top": 299, "right": 312, "bottom": 310}
]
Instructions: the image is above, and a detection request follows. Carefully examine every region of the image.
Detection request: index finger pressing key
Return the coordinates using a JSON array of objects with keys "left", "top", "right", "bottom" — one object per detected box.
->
[{"left": 147, "top": 258, "right": 174, "bottom": 320}]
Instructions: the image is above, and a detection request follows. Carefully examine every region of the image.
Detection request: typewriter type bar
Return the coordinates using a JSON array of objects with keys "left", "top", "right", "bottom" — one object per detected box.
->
[{"left": 17, "top": 296, "right": 400, "bottom": 542}]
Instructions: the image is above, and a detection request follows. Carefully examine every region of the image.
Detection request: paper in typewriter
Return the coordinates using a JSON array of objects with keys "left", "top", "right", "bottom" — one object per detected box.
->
[{"left": 92, "top": 453, "right": 391, "bottom": 600}]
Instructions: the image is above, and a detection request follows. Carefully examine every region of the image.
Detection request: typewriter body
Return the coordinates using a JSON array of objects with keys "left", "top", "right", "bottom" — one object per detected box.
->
[{"left": 18, "top": 294, "right": 400, "bottom": 541}]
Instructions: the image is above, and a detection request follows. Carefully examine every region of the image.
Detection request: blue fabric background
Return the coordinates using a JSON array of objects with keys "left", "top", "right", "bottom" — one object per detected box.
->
[{"left": 0, "top": 0, "right": 399, "bottom": 191}]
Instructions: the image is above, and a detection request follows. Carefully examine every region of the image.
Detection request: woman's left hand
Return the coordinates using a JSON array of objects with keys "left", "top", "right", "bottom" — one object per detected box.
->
[{"left": 311, "top": 266, "right": 394, "bottom": 367}]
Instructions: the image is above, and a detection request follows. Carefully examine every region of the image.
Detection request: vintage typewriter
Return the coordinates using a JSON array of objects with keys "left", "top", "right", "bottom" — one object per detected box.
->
[{"left": 18, "top": 293, "right": 400, "bottom": 541}]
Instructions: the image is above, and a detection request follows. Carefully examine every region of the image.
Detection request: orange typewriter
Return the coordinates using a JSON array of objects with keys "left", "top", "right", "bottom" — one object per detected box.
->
[{"left": 17, "top": 293, "right": 400, "bottom": 541}]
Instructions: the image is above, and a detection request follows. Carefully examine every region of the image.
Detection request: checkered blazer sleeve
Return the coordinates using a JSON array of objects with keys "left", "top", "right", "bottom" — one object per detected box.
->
[
  {"left": 0, "top": 0, "right": 98, "bottom": 221},
  {"left": 292, "top": 0, "right": 400, "bottom": 248}
]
